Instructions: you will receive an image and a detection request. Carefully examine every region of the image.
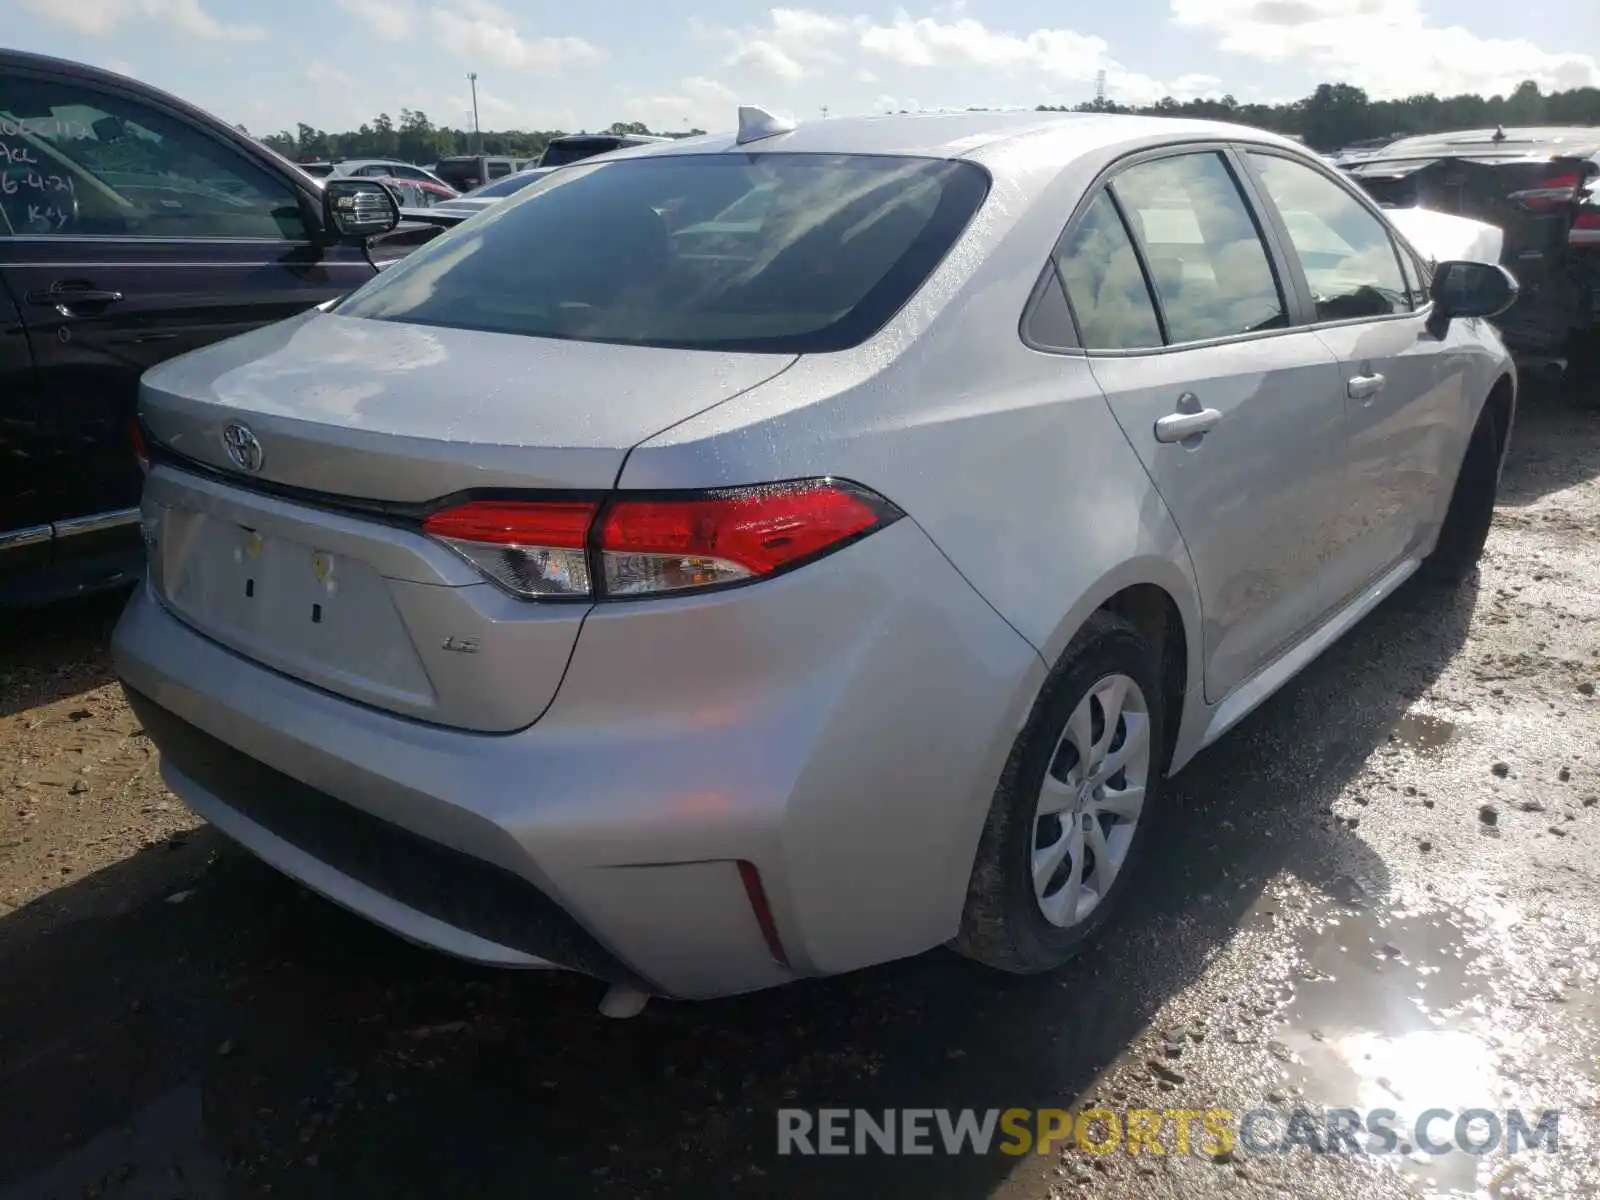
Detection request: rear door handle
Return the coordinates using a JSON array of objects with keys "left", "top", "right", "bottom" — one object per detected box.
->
[
  {"left": 25, "top": 281, "right": 125, "bottom": 309},
  {"left": 1154, "top": 407, "right": 1224, "bottom": 444},
  {"left": 1347, "top": 372, "right": 1386, "bottom": 400}
]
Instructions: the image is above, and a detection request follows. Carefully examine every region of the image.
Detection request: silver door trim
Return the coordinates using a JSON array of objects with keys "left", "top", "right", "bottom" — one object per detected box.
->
[
  {"left": 54, "top": 507, "right": 141, "bottom": 538},
  {"left": 0, "top": 523, "right": 53, "bottom": 551}
]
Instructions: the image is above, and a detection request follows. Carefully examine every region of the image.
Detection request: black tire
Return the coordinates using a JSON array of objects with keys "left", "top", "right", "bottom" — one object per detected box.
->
[
  {"left": 952, "top": 612, "right": 1166, "bottom": 974},
  {"left": 1417, "top": 401, "right": 1502, "bottom": 588}
]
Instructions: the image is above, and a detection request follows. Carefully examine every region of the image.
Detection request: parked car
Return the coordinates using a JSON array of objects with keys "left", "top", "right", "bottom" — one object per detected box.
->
[
  {"left": 430, "top": 154, "right": 526, "bottom": 192},
  {"left": 1343, "top": 126, "right": 1600, "bottom": 376},
  {"left": 331, "top": 158, "right": 454, "bottom": 192},
  {"left": 537, "top": 131, "right": 670, "bottom": 167},
  {"left": 0, "top": 49, "right": 417, "bottom": 607},
  {"left": 297, "top": 159, "right": 335, "bottom": 178},
  {"left": 116, "top": 107, "right": 1517, "bottom": 1012},
  {"left": 373, "top": 175, "right": 460, "bottom": 209},
  {"left": 411, "top": 166, "right": 559, "bottom": 227}
]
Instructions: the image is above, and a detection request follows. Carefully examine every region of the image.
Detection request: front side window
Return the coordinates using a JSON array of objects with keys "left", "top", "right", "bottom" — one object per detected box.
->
[
  {"left": 1055, "top": 190, "right": 1162, "bottom": 350},
  {"left": 1247, "top": 152, "right": 1410, "bottom": 320},
  {"left": 335, "top": 153, "right": 991, "bottom": 353},
  {"left": 1109, "top": 152, "right": 1288, "bottom": 344},
  {"left": 0, "top": 75, "right": 307, "bottom": 239}
]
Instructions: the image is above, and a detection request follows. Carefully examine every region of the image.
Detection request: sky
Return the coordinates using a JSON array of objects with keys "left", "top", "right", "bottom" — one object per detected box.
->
[{"left": 7, "top": 0, "right": 1600, "bottom": 137}]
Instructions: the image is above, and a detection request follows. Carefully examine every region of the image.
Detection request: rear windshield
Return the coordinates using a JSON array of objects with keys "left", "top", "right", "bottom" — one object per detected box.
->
[
  {"left": 432, "top": 160, "right": 481, "bottom": 188},
  {"left": 540, "top": 137, "right": 623, "bottom": 167},
  {"left": 469, "top": 170, "right": 551, "bottom": 199},
  {"left": 333, "top": 153, "right": 990, "bottom": 353}
]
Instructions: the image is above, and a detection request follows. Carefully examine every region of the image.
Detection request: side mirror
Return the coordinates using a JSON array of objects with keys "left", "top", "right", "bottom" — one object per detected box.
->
[
  {"left": 1430, "top": 260, "right": 1519, "bottom": 322},
  {"left": 322, "top": 178, "right": 400, "bottom": 241}
]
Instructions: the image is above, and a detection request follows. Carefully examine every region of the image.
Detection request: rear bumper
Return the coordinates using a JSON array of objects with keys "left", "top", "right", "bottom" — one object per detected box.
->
[{"left": 114, "top": 519, "right": 1043, "bottom": 998}]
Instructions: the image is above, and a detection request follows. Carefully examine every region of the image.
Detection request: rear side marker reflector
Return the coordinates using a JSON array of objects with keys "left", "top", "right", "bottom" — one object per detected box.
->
[
  {"left": 737, "top": 859, "right": 790, "bottom": 968},
  {"left": 421, "top": 480, "right": 901, "bottom": 601}
]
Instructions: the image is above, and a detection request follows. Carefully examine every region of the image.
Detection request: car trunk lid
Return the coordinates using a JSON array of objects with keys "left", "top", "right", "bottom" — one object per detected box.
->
[
  {"left": 1348, "top": 149, "right": 1599, "bottom": 353},
  {"left": 138, "top": 312, "right": 795, "bottom": 731},
  {"left": 139, "top": 310, "right": 796, "bottom": 499}
]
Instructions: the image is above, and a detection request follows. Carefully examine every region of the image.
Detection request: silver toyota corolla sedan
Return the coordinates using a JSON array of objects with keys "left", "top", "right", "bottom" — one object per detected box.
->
[{"left": 114, "top": 108, "right": 1518, "bottom": 1011}]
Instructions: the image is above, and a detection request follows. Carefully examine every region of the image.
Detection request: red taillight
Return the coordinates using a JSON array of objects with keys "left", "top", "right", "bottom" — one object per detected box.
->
[
  {"left": 422, "top": 500, "right": 595, "bottom": 548},
  {"left": 1512, "top": 171, "right": 1582, "bottom": 211},
  {"left": 599, "top": 481, "right": 893, "bottom": 596},
  {"left": 130, "top": 420, "right": 150, "bottom": 474},
  {"left": 420, "top": 480, "right": 899, "bottom": 600},
  {"left": 1573, "top": 210, "right": 1600, "bottom": 230},
  {"left": 422, "top": 500, "right": 599, "bottom": 598}
]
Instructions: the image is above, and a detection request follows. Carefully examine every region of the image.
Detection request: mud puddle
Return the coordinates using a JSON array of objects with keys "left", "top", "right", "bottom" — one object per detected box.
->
[
  {"left": 1265, "top": 896, "right": 1596, "bottom": 1198},
  {"left": 1387, "top": 711, "right": 1462, "bottom": 757}
]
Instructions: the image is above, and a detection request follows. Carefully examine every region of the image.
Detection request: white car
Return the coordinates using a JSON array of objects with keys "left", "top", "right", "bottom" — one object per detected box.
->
[{"left": 116, "top": 107, "right": 1516, "bottom": 1011}]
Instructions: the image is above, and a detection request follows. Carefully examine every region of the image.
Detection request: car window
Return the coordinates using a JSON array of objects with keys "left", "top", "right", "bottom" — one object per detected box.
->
[
  {"left": 1397, "top": 244, "right": 1428, "bottom": 308},
  {"left": 0, "top": 74, "right": 308, "bottom": 240},
  {"left": 486, "top": 160, "right": 513, "bottom": 180},
  {"left": 469, "top": 170, "right": 553, "bottom": 200},
  {"left": 1247, "top": 152, "right": 1410, "bottom": 320},
  {"left": 540, "top": 138, "right": 621, "bottom": 167},
  {"left": 1021, "top": 264, "right": 1077, "bottom": 350},
  {"left": 1109, "top": 152, "right": 1287, "bottom": 343},
  {"left": 335, "top": 153, "right": 990, "bottom": 353},
  {"left": 1055, "top": 190, "right": 1162, "bottom": 350}
]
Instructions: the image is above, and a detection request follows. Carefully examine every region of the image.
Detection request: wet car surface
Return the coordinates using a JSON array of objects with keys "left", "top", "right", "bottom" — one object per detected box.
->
[{"left": 2, "top": 389, "right": 1598, "bottom": 1199}]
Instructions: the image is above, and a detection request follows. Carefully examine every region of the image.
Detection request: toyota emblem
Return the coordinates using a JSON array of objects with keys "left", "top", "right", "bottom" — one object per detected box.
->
[{"left": 221, "top": 423, "right": 264, "bottom": 474}]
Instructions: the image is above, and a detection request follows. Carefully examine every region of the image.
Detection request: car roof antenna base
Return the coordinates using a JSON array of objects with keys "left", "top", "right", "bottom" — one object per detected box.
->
[{"left": 736, "top": 105, "right": 797, "bottom": 145}]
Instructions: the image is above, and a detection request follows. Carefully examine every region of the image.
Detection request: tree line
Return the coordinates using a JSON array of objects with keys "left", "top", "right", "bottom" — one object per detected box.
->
[
  {"left": 258, "top": 80, "right": 1600, "bottom": 165},
  {"left": 257, "top": 112, "right": 701, "bottom": 163},
  {"left": 1043, "top": 80, "right": 1599, "bottom": 151}
]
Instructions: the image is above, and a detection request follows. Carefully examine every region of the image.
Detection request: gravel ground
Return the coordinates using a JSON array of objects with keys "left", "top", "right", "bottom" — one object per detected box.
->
[{"left": 1, "top": 389, "right": 1598, "bottom": 1200}]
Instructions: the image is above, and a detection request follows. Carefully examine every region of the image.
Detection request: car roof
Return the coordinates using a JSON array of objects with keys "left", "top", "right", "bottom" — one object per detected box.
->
[
  {"left": 549, "top": 132, "right": 671, "bottom": 144},
  {"left": 1365, "top": 127, "right": 1600, "bottom": 161},
  {"left": 603, "top": 110, "right": 1302, "bottom": 164}
]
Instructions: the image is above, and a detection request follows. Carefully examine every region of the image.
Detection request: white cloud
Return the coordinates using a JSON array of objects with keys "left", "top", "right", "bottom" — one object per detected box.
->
[
  {"left": 429, "top": 1, "right": 603, "bottom": 72},
  {"left": 622, "top": 76, "right": 741, "bottom": 133},
  {"left": 336, "top": 0, "right": 415, "bottom": 40},
  {"left": 852, "top": 11, "right": 1182, "bottom": 104},
  {"left": 705, "top": 7, "right": 855, "bottom": 82},
  {"left": 1170, "top": 72, "right": 1223, "bottom": 98},
  {"left": 1172, "top": 0, "right": 1600, "bottom": 97},
  {"left": 19, "top": 0, "right": 265, "bottom": 39},
  {"left": 303, "top": 60, "right": 356, "bottom": 89},
  {"left": 859, "top": 12, "right": 1108, "bottom": 73},
  {"left": 730, "top": 41, "right": 807, "bottom": 81}
]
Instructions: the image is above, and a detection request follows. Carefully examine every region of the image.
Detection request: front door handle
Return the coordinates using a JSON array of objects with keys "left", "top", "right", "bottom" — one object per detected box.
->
[
  {"left": 1154, "top": 407, "right": 1224, "bottom": 444},
  {"left": 1347, "top": 372, "right": 1387, "bottom": 400},
  {"left": 25, "top": 281, "right": 125, "bottom": 310}
]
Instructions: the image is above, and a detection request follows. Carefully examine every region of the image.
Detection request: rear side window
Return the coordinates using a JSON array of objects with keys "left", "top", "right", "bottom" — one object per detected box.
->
[
  {"left": 1247, "top": 152, "right": 1410, "bottom": 320},
  {"left": 1110, "top": 152, "right": 1287, "bottom": 343},
  {"left": 335, "top": 153, "right": 991, "bottom": 353},
  {"left": 1055, "top": 191, "right": 1162, "bottom": 350}
]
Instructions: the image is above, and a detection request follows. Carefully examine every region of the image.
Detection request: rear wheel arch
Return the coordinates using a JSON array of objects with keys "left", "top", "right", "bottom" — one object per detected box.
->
[
  {"left": 1098, "top": 583, "right": 1189, "bottom": 772},
  {"left": 1035, "top": 559, "right": 1202, "bottom": 772}
]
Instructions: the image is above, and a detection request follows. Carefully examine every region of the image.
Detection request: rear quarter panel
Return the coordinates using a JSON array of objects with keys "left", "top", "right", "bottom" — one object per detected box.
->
[{"left": 620, "top": 129, "right": 1208, "bottom": 760}]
